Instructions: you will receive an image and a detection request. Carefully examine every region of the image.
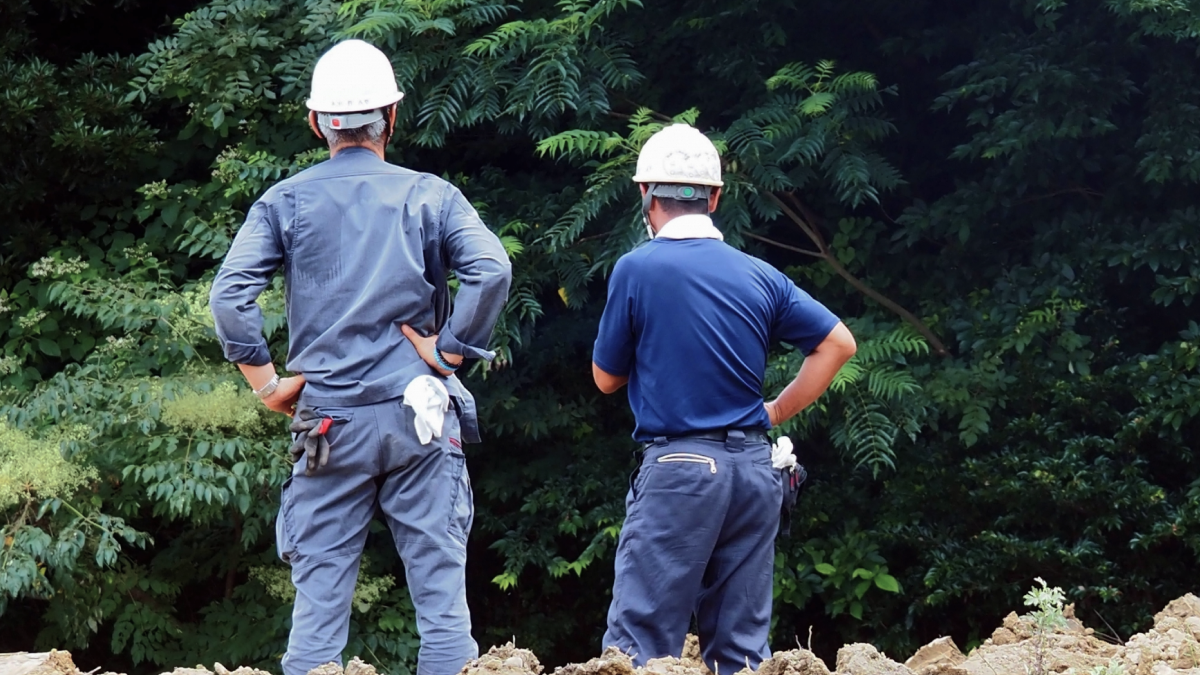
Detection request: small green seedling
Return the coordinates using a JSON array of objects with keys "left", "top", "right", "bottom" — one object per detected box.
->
[{"left": 1023, "top": 577, "right": 1067, "bottom": 675}]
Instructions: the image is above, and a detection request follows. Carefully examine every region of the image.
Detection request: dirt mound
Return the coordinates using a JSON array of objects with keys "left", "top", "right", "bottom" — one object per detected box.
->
[
  {"left": 0, "top": 651, "right": 90, "bottom": 675},
  {"left": 755, "top": 649, "right": 831, "bottom": 675},
  {"left": 834, "top": 643, "right": 910, "bottom": 675},
  {"left": 1120, "top": 593, "right": 1200, "bottom": 675},
  {"left": 158, "top": 663, "right": 274, "bottom": 675},
  {"left": 680, "top": 635, "right": 711, "bottom": 674},
  {"left": 959, "top": 603, "right": 1119, "bottom": 675},
  {"left": 463, "top": 643, "right": 544, "bottom": 675},
  {"left": 554, "top": 647, "right": 635, "bottom": 675},
  {"left": 15, "top": 592, "right": 1200, "bottom": 675},
  {"left": 903, "top": 637, "right": 965, "bottom": 675},
  {"left": 641, "top": 655, "right": 708, "bottom": 675}
]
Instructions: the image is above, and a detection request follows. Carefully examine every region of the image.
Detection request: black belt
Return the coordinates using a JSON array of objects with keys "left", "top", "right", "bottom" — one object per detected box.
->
[{"left": 644, "top": 428, "right": 769, "bottom": 447}]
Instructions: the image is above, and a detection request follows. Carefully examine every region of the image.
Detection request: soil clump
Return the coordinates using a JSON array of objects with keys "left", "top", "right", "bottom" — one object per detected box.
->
[{"left": 461, "top": 643, "right": 544, "bottom": 675}]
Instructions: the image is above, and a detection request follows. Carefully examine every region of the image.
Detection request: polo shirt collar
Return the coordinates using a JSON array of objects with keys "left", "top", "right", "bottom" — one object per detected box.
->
[{"left": 654, "top": 214, "right": 724, "bottom": 241}]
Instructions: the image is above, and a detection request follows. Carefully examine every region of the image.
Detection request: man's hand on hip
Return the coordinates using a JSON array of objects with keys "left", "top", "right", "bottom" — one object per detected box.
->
[
  {"left": 764, "top": 401, "right": 782, "bottom": 427},
  {"left": 263, "top": 375, "right": 306, "bottom": 416},
  {"left": 401, "top": 324, "right": 463, "bottom": 377}
]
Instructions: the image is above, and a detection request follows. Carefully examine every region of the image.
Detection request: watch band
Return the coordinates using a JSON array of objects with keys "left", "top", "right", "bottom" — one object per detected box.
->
[{"left": 254, "top": 374, "right": 281, "bottom": 399}]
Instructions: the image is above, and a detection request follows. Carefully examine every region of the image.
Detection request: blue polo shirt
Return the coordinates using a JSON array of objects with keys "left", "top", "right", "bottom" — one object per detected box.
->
[{"left": 593, "top": 224, "right": 840, "bottom": 441}]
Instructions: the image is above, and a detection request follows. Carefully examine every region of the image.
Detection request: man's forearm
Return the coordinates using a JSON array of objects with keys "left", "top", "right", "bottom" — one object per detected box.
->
[
  {"left": 768, "top": 353, "right": 847, "bottom": 423},
  {"left": 768, "top": 322, "right": 857, "bottom": 425},
  {"left": 437, "top": 259, "right": 512, "bottom": 360},
  {"left": 238, "top": 363, "right": 278, "bottom": 392}
]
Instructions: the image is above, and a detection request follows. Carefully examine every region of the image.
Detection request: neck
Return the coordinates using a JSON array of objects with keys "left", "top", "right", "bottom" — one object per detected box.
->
[
  {"left": 330, "top": 143, "right": 385, "bottom": 160},
  {"left": 652, "top": 212, "right": 709, "bottom": 231}
]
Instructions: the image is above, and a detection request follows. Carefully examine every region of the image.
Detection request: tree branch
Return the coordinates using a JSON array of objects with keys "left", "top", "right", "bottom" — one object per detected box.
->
[
  {"left": 765, "top": 191, "right": 949, "bottom": 355},
  {"left": 744, "top": 232, "right": 824, "bottom": 258},
  {"left": 615, "top": 96, "right": 674, "bottom": 123},
  {"left": 1013, "top": 186, "right": 1103, "bottom": 206}
]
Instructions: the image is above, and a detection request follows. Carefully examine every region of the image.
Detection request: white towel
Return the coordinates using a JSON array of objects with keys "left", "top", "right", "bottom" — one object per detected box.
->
[
  {"left": 402, "top": 375, "right": 450, "bottom": 445},
  {"left": 771, "top": 436, "right": 797, "bottom": 470}
]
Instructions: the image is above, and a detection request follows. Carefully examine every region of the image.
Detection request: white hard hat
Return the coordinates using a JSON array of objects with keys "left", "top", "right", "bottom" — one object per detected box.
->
[
  {"left": 306, "top": 40, "right": 404, "bottom": 116},
  {"left": 632, "top": 123, "right": 723, "bottom": 187}
]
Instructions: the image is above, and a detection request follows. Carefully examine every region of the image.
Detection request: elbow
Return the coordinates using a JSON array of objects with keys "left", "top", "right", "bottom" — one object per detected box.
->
[
  {"left": 208, "top": 289, "right": 225, "bottom": 326},
  {"left": 824, "top": 322, "right": 858, "bottom": 364},
  {"left": 482, "top": 256, "right": 514, "bottom": 294},
  {"left": 208, "top": 288, "right": 234, "bottom": 331},
  {"left": 842, "top": 332, "right": 858, "bottom": 359},
  {"left": 497, "top": 257, "right": 514, "bottom": 286},
  {"left": 592, "top": 362, "right": 627, "bottom": 394}
]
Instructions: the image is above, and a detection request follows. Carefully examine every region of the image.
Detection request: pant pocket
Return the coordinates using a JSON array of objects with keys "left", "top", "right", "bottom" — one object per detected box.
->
[
  {"left": 446, "top": 453, "right": 473, "bottom": 545},
  {"left": 308, "top": 405, "right": 355, "bottom": 446},
  {"left": 276, "top": 476, "right": 296, "bottom": 564}
]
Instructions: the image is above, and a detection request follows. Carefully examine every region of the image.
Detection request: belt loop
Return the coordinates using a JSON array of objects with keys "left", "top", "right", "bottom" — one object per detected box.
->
[{"left": 725, "top": 429, "right": 745, "bottom": 453}]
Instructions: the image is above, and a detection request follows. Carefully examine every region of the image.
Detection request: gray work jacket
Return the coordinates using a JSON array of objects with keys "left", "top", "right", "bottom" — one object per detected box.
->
[{"left": 208, "top": 147, "right": 512, "bottom": 441}]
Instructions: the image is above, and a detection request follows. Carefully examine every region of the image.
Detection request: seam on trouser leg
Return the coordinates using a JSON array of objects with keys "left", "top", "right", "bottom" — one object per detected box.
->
[
  {"left": 393, "top": 539, "right": 467, "bottom": 551},
  {"left": 289, "top": 547, "right": 364, "bottom": 571}
]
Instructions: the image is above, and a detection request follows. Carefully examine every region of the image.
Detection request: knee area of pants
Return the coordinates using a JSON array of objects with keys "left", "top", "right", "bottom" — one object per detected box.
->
[
  {"left": 418, "top": 630, "right": 477, "bottom": 649},
  {"left": 416, "top": 645, "right": 479, "bottom": 675}
]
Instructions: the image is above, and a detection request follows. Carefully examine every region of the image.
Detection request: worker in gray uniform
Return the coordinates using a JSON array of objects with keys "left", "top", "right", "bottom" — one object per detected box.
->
[
  {"left": 208, "top": 39, "right": 512, "bottom": 675},
  {"left": 593, "top": 124, "right": 858, "bottom": 674}
]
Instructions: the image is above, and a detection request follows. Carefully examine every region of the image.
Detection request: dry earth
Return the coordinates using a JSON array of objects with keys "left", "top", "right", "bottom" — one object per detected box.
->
[{"left": 5, "top": 594, "right": 1199, "bottom": 675}]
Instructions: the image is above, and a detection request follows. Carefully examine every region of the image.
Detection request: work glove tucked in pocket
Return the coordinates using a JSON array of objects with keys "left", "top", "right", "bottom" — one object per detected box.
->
[
  {"left": 289, "top": 409, "right": 335, "bottom": 476},
  {"left": 772, "top": 436, "right": 809, "bottom": 538}
]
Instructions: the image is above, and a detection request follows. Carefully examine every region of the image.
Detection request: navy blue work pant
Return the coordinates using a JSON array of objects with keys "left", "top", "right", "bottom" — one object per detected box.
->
[
  {"left": 602, "top": 430, "right": 781, "bottom": 675},
  {"left": 275, "top": 396, "right": 478, "bottom": 675}
]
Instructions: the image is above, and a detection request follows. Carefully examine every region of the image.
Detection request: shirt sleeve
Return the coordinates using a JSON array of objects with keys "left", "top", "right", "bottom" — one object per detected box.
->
[
  {"left": 593, "top": 256, "right": 637, "bottom": 376},
  {"left": 208, "top": 200, "right": 283, "bottom": 366},
  {"left": 434, "top": 186, "right": 513, "bottom": 362},
  {"left": 771, "top": 269, "right": 840, "bottom": 355}
]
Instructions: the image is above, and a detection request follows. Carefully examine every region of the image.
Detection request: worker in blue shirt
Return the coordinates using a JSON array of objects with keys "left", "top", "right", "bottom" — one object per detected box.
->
[
  {"left": 593, "top": 124, "right": 858, "bottom": 674},
  {"left": 208, "top": 40, "right": 512, "bottom": 675}
]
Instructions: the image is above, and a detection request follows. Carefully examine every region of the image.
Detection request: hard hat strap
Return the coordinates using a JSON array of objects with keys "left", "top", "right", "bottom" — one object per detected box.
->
[
  {"left": 641, "top": 182, "right": 656, "bottom": 235},
  {"left": 648, "top": 183, "right": 712, "bottom": 201}
]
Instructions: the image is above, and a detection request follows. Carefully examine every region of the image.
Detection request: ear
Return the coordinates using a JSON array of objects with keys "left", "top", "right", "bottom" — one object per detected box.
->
[
  {"left": 308, "top": 111, "right": 324, "bottom": 140},
  {"left": 384, "top": 103, "right": 398, "bottom": 142},
  {"left": 708, "top": 187, "right": 722, "bottom": 213},
  {"left": 639, "top": 184, "right": 648, "bottom": 197}
]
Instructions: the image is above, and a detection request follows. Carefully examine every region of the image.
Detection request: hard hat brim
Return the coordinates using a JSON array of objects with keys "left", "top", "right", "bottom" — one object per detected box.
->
[
  {"left": 632, "top": 173, "right": 724, "bottom": 187},
  {"left": 306, "top": 91, "right": 405, "bottom": 113}
]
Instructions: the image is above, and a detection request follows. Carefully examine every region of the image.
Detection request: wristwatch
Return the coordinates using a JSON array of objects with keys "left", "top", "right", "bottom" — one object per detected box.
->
[{"left": 254, "top": 374, "right": 280, "bottom": 399}]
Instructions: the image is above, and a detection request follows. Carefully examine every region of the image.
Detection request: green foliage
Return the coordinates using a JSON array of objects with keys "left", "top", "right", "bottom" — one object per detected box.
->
[
  {"left": 775, "top": 525, "right": 901, "bottom": 623},
  {"left": 0, "top": 423, "right": 96, "bottom": 510}
]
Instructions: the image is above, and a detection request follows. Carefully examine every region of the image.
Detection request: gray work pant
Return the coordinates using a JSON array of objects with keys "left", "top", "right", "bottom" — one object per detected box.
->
[{"left": 276, "top": 396, "right": 478, "bottom": 675}]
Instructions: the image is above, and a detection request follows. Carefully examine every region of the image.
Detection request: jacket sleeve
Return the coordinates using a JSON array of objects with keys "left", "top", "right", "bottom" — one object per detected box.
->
[
  {"left": 434, "top": 186, "right": 513, "bottom": 361},
  {"left": 208, "top": 200, "right": 284, "bottom": 366}
]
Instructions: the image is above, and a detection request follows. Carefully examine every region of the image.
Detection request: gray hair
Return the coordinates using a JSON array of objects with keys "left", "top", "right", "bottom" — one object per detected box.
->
[{"left": 317, "top": 108, "right": 389, "bottom": 146}]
